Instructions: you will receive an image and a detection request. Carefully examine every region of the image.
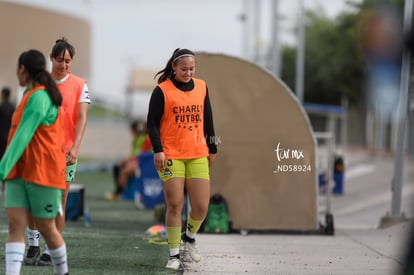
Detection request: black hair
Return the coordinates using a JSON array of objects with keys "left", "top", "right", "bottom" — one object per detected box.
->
[
  {"left": 18, "top": 49, "right": 62, "bottom": 106},
  {"left": 155, "top": 48, "right": 195, "bottom": 84},
  {"left": 51, "top": 37, "right": 75, "bottom": 59},
  {"left": 1, "top": 87, "right": 11, "bottom": 99}
]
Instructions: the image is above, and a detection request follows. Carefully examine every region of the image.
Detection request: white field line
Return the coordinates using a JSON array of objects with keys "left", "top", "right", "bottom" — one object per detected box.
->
[
  {"left": 334, "top": 184, "right": 414, "bottom": 216},
  {"left": 345, "top": 163, "right": 376, "bottom": 182}
]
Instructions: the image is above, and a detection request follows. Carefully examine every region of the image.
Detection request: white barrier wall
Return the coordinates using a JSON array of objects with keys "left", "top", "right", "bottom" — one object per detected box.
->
[{"left": 196, "top": 53, "right": 318, "bottom": 231}]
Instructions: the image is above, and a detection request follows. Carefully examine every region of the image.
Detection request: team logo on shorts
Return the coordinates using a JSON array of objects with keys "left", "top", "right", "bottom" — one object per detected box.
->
[
  {"left": 44, "top": 204, "right": 53, "bottom": 213},
  {"left": 164, "top": 168, "right": 172, "bottom": 177},
  {"left": 167, "top": 159, "right": 173, "bottom": 166}
]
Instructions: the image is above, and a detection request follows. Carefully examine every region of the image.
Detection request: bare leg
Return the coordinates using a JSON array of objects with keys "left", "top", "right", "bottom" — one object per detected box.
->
[
  {"left": 56, "top": 181, "right": 70, "bottom": 233},
  {"left": 185, "top": 178, "right": 210, "bottom": 220},
  {"left": 163, "top": 178, "right": 185, "bottom": 227},
  {"left": 7, "top": 208, "right": 28, "bottom": 243},
  {"left": 118, "top": 159, "right": 137, "bottom": 189},
  {"left": 34, "top": 217, "right": 63, "bottom": 250}
]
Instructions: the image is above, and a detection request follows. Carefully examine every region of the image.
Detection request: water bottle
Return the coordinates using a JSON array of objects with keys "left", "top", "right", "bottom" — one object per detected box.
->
[{"left": 84, "top": 207, "right": 91, "bottom": 227}]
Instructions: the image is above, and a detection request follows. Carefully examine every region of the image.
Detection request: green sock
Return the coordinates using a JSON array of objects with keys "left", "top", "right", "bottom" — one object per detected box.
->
[
  {"left": 166, "top": 226, "right": 181, "bottom": 256},
  {"left": 186, "top": 215, "right": 204, "bottom": 239}
]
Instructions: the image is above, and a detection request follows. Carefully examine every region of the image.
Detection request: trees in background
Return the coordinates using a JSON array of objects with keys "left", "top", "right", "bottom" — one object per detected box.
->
[{"left": 280, "top": 0, "right": 404, "bottom": 108}]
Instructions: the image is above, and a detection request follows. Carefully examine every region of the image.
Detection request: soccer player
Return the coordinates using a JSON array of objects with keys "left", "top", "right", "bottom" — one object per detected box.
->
[
  {"left": 24, "top": 38, "right": 90, "bottom": 266},
  {"left": 147, "top": 48, "right": 217, "bottom": 271},
  {"left": 0, "top": 49, "right": 69, "bottom": 275}
]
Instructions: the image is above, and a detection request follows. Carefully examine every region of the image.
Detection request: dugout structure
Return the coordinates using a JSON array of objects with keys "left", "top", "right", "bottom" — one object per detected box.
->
[
  {"left": 0, "top": 2, "right": 90, "bottom": 103},
  {"left": 195, "top": 53, "right": 318, "bottom": 231}
]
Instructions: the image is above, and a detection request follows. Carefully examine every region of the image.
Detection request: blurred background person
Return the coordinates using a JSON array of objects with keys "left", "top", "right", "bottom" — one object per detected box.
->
[
  {"left": 106, "top": 120, "right": 152, "bottom": 202},
  {"left": 361, "top": 4, "right": 403, "bottom": 151},
  {"left": 0, "top": 86, "right": 15, "bottom": 161}
]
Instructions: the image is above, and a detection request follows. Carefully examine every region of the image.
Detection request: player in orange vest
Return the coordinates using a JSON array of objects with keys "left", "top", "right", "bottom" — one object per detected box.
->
[
  {"left": 0, "top": 49, "right": 69, "bottom": 275},
  {"left": 147, "top": 48, "right": 217, "bottom": 271},
  {"left": 24, "top": 38, "right": 90, "bottom": 266}
]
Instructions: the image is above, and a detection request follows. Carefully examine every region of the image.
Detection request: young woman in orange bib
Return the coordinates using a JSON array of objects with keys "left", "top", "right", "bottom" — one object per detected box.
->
[
  {"left": 147, "top": 48, "right": 217, "bottom": 271},
  {"left": 0, "top": 49, "right": 69, "bottom": 275}
]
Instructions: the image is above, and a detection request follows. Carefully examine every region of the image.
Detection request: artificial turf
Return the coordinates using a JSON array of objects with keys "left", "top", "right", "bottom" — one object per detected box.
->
[{"left": 0, "top": 171, "right": 170, "bottom": 275}]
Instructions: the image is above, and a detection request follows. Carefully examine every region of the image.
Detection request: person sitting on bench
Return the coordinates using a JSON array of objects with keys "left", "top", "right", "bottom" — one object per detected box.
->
[{"left": 106, "top": 120, "right": 152, "bottom": 201}]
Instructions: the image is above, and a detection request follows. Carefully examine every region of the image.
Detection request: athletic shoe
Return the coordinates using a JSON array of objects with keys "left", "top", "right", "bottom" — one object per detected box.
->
[
  {"left": 179, "top": 241, "right": 192, "bottom": 262},
  {"left": 37, "top": 253, "right": 52, "bottom": 266},
  {"left": 165, "top": 257, "right": 183, "bottom": 271},
  {"left": 184, "top": 241, "right": 201, "bottom": 262},
  {"left": 23, "top": 246, "right": 40, "bottom": 265},
  {"left": 105, "top": 193, "right": 120, "bottom": 201}
]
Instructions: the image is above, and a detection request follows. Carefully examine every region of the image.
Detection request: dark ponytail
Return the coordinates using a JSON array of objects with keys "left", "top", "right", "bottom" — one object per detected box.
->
[
  {"left": 155, "top": 48, "right": 195, "bottom": 84},
  {"left": 18, "top": 50, "right": 62, "bottom": 106}
]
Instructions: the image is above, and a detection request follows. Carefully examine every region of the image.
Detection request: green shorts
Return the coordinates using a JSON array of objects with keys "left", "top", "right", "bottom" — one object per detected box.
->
[
  {"left": 4, "top": 178, "right": 62, "bottom": 219},
  {"left": 66, "top": 159, "right": 78, "bottom": 182},
  {"left": 157, "top": 157, "right": 210, "bottom": 182}
]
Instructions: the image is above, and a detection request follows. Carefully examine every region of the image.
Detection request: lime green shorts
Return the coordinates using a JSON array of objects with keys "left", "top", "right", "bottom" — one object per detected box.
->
[
  {"left": 4, "top": 178, "right": 62, "bottom": 219},
  {"left": 157, "top": 157, "right": 210, "bottom": 182},
  {"left": 66, "top": 158, "right": 78, "bottom": 182}
]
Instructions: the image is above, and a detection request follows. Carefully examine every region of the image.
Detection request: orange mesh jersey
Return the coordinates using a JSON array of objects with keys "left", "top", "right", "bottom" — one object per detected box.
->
[
  {"left": 6, "top": 85, "right": 66, "bottom": 189},
  {"left": 57, "top": 73, "right": 86, "bottom": 152},
  {"left": 159, "top": 78, "right": 209, "bottom": 159}
]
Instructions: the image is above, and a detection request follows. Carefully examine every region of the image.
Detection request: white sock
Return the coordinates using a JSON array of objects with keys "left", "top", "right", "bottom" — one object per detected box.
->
[
  {"left": 169, "top": 248, "right": 179, "bottom": 257},
  {"left": 186, "top": 229, "right": 196, "bottom": 239},
  {"left": 5, "top": 242, "right": 25, "bottom": 275},
  {"left": 43, "top": 243, "right": 50, "bottom": 255},
  {"left": 49, "top": 243, "right": 68, "bottom": 275},
  {"left": 27, "top": 228, "right": 40, "bottom": 247}
]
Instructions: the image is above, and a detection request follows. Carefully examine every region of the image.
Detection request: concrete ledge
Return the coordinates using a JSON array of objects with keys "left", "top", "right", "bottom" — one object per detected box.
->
[{"left": 378, "top": 213, "right": 409, "bottom": 229}]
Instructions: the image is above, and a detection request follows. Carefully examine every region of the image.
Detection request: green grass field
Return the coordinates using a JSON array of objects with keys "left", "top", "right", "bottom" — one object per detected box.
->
[{"left": 0, "top": 171, "right": 171, "bottom": 275}]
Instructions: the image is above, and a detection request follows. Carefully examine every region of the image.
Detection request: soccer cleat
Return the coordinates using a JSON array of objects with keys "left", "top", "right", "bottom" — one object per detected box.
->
[
  {"left": 184, "top": 240, "right": 201, "bottom": 262},
  {"left": 24, "top": 246, "right": 40, "bottom": 265},
  {"left": 179, "top": 241, "right": 192, "bottom": 262},
  {"left": 37, "top": 253, "right": 52, "bottom": 266},
  {"left": 165, "top": 257, "right": 183, "bottom": 271}
]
